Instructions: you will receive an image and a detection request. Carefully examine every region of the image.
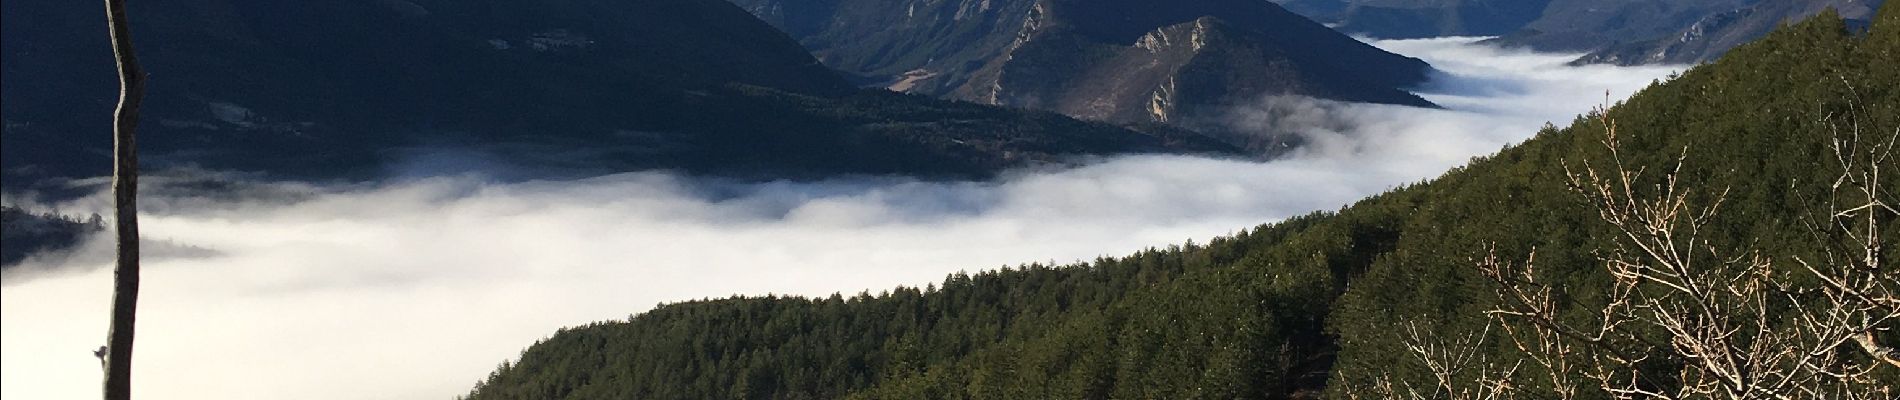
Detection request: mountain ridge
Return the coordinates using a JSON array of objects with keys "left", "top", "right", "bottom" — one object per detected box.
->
[
  {"left": 728, "top": 0, "right": 1437, "bottom": 127},
  {"left": 0, "top": 0, "right": 1239, "bottom": 188},
  {"left": 1571, "top": 0, "right": 1881, "bottom": 65}
]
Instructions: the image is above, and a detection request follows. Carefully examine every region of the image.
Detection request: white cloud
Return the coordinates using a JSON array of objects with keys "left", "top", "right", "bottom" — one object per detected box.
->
[{"left": 0, "top": 39, "right": 1681, "bottom": 400}]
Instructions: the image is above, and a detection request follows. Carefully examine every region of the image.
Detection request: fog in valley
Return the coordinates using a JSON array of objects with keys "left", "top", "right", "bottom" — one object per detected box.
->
[{"left": 1, "top": 38, "right": 1680, "bottom": 400}]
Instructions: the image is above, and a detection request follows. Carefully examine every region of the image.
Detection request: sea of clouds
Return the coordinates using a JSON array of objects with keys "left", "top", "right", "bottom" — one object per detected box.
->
[{"left": 0, "top": 38, "right": 1681, "bottom": 400}]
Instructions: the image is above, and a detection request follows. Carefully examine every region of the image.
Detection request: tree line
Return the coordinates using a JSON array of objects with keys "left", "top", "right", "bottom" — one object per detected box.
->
[{"left": 464, "top": 7, "right": 1900, "bottom": 400}]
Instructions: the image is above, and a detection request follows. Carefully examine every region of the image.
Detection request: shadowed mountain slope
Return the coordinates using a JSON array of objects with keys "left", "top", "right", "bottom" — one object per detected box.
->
[
  {"left": 1, "top": 0, "right": 1236, "bottom": 187},
  {"left": 730, "top": 0, "right": 1436, "bottom": 126}
]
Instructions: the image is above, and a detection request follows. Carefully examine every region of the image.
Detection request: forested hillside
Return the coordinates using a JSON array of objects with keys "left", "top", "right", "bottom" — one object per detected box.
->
[
  {"left": 0, "top": 206, "right": 101, "bottom": 267},
  {"left": 464, "top": 7, "right": 1898, "bottom": 399}
]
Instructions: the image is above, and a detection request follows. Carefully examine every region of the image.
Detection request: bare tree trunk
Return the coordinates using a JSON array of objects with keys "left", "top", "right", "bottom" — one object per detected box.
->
[{"left": 102, "top": 0, "right": 144, "bottom": 398}]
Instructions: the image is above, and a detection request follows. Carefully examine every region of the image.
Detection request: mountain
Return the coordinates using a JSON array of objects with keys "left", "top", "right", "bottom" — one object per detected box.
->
[
  {"left": 0, "top": 0, "right": 1237, "bottom": 187},
  {"left": 1572, "top": 0, "right": 1881, "bottom": 65},
  {"left": 1291, "top": 0, "right": 1752, "bottom": 43},
  {"left": 1481, "top": 0, "right": 1757, "bottom": 51},
  {"left": 1286, "top": 0, "right": 1884, "bottom": 66},
  {"left": 1272, "top": 0, "right": 1555, "bottom": 38},
  {"left": 464, "top": 8, "right": 1898, "bottom": 399},
  {"left": 726, "top": 0, "right": 1436, "bottom": 127}
]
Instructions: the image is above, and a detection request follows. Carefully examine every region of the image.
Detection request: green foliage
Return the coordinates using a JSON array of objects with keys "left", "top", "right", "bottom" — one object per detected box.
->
[{"left": 465, "top": 8, "right": 1900, "bottom": 400}]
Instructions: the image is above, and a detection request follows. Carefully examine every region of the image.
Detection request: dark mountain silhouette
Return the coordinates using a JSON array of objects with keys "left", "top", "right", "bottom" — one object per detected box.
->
[
  {"left": 729, "top": 0, "right": 1436, "bottom": 126},
  {"left": 0, "top": 206, "right": 102, "bottom": 267},
  {"left": 0, "top": 0, "right": 1237, "bottom": 186}
]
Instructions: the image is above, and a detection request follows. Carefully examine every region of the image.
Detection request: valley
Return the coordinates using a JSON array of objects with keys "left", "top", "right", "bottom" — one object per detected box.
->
[
  {"left": 1, "top": 1, "right": 1893, "bottom": 399},
  {"left": 2, "top": 37, "right": 1682, "bottom": 400}
]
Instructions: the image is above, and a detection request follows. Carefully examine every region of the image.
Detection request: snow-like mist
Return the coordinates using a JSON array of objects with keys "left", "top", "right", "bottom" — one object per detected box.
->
[{"left": 0, "top": 38, "right": 1679, "bottom": 400}]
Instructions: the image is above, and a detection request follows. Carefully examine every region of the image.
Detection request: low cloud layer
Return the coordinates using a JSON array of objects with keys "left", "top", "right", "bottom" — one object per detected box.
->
[{"left": 0, "top": 38, "right": 1679, "bottom": 400}]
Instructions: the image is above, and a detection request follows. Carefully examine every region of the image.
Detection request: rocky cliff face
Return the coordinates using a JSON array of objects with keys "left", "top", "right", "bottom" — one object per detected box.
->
[{"left": 731, "top": 0, "right": 1436, "bottom": 126}]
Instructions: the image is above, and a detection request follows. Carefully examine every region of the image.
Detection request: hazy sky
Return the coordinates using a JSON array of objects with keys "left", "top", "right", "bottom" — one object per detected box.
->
[{"left": 0, "top": 38, "right": 1680, "bottom": 400}]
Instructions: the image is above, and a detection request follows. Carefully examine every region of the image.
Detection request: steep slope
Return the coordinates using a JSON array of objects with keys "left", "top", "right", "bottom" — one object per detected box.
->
[
  {"left": 465, "top": 8, "right": 1897, "bottom": 400},
  {"left": 0, "top": 0, "right": 1235, "bottom": 186},
  {"left": 728, "top": 0, "right": 1435, "bottom": 126}
]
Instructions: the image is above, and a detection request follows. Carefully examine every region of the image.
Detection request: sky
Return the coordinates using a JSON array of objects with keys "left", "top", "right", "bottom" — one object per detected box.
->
[{"left": 0, "top": 38, "right": 1681, "bottom": 400}]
